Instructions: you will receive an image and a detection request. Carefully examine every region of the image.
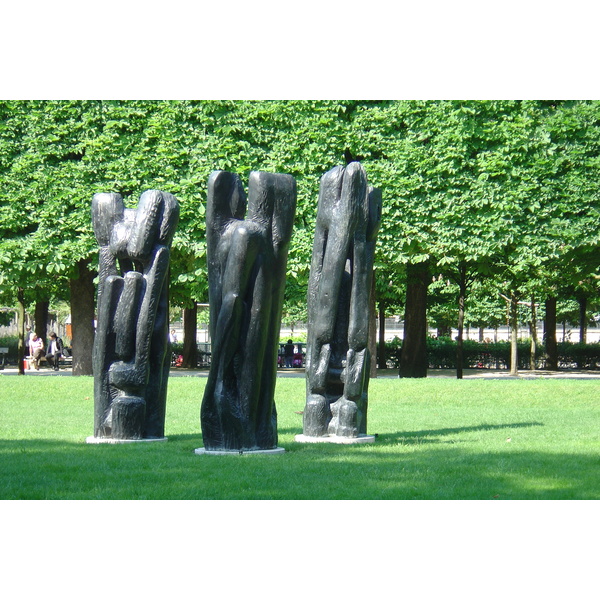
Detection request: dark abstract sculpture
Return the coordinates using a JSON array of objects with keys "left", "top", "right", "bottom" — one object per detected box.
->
[
  {"left": 90, "top": 190, "right": 179, "bottom": 442},
  {"left": 301, "top": 162, "right": 381, "bottom": 440},
  {"left": 199, "top": 170, "right": 297, "bottom": 452}
]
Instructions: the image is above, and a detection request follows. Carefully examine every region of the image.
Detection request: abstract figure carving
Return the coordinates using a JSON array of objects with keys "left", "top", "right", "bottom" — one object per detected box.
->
[
  {"left": 200, "top": 170, "right": 297, "bottom": 452},
  {"left": 91, "top": 190, "right": 179, "bottom": 441},
  {"left": 302, "top": 162, "right": 381, "bottom": 439}
]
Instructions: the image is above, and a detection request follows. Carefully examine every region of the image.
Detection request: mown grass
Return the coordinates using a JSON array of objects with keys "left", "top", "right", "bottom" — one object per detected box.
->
[{"left": 1, "top": 375, "right": 599, "bottom": 499}]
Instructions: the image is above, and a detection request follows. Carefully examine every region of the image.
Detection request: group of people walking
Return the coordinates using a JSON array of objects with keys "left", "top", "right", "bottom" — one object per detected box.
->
[{"left": 25, "top": 326, "right": 64, "bottom": 370}]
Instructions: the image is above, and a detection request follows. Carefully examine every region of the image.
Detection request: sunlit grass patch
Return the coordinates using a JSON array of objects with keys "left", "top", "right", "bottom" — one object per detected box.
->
[{"left": 0, "top": 375, "right": 598, "bottom": 499}]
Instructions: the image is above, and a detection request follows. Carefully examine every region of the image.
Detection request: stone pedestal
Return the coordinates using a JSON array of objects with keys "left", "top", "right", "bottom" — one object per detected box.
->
[
  {"left": 294, "top": 434, "right": 376, "bottom": 445},
  {"left": 194, "top": 447, "right": 285, "bottom": 455}
]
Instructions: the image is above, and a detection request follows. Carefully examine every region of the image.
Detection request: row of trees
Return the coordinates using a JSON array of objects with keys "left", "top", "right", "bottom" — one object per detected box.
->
[{"left": 0, "top": 100, "right": 598, "bottom": 376}]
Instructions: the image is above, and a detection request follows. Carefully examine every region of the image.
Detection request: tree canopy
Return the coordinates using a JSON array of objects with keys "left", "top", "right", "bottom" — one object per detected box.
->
[{"left": 0, "top": 100, "right": 598, "bottom": 367}]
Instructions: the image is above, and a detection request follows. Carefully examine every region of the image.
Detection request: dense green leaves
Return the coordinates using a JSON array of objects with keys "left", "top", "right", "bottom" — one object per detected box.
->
[{"left": 0, "top": 100, "right": 598, "bottom": 335}]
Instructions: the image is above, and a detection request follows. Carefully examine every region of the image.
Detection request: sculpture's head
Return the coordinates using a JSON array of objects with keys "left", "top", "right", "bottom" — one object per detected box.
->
[
  {"left": 207, "top": 171, "right": 247, "bottom": 227},
  {"left": 93, "top": 190, "right": 179, "bottom": 262},
  {"left": 128, "top": 190, "right": 180, "bottom": 255},
  {"left": 92, "top": 193, "right": 125, "bottom": 246},
  {"left": 247, "top": 171, "right": 296, "bottom": 246}
]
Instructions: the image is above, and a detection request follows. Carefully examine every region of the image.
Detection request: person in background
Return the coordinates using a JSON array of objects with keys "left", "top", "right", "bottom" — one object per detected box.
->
[
  {"left": 46, "top": 332, "right": 64, "bottom": 371},
  {"left": 29, "top": 333, "right": 45, "bottom": 370},
  {"left": 169, "top": 329, "right": 178, "bottom": 343},
  {"left": 284, "top": 339, "right": 295, "bottom": 368}
]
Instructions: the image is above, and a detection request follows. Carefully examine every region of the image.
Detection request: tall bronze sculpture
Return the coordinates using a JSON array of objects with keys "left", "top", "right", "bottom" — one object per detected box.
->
[
  {"left": 299, "top": 162, "right": 381, "bottom": 442},
  {"left": 198, "top": 170, "right": 297, "bottom": 453},
  {"left": 89, "top": 190, "right": 179, "bottom": 443}
]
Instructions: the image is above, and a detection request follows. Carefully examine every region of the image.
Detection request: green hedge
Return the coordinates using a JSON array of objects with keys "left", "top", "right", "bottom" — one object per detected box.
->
[
  {"left": 0, "top": 336, "right": 20, "bottom": 365},
  {"left": 3, "top": 334, "right": 597, "bottom": 371},
  {"left": 557, "top": 342, "right": 600, "bottom": 369},
  {"left": 381, "top": 337, "right": 600, "bottom": 370}
]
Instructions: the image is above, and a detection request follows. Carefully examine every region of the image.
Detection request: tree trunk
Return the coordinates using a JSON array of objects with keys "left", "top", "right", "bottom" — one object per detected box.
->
[
  {"left": 369, "top": 276, "right": 377, "bottom": 378},
  {"left": 69, "top": 258, "right": 96, "bottom": 376},
  {"left": 399, "top": 261, "right": 429, "bottom": 378},
  {"left": 182, "top": 304, "right": 198, "bottom": 368},
  {"left": 34, "top": 300, "right": 49, "bottom": 345},
  {"left": 17, "top": 288, "right": 25, "bottom": 375},
  {"left": 529, "top": 295, "right": 537, "bottom": 371},
  {"left": 378, "top": 300, "right": 386, "bottom": 369},
  {"left": 544, "top": 297, "right": 558, "bottom": 370},
  {"left": 509, "top": 292, "right": 519, "bottom": 376},
  {"left": 578, "top": 296, "right": 587, "bottom": 344},
  {"left": 456, "top": 262, "right": 467, "bottom": 380}
]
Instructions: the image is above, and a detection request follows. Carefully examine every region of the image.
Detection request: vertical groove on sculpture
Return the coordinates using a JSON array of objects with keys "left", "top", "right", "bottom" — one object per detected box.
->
[
  {"left": 91, "top": 190, "right": 179, "bottom": 441},
  {"left": 303, "top": 162, "right": 382, "bottom": 438},
  {"left": 200, "top": 170, "right": 297, "bottom": 451}
]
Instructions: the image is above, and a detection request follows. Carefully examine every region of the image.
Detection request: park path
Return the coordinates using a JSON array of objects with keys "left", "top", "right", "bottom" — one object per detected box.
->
[{"left": 2, "top": 366, "right": 599, "bottom": 379}]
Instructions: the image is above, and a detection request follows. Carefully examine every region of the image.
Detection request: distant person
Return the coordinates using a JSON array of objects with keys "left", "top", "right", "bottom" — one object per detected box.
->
[
  {"left": 29, "top": 333, "right": 45, "bottom": 370},
  {"left": 169, "top": 329, "right": 178, "bottom": 343},
  {"left": 46, "top": 332, "right": 64, "bottom": 371},
  {"left": 284, "top": 339, "right": 295, "bottom": 368}
]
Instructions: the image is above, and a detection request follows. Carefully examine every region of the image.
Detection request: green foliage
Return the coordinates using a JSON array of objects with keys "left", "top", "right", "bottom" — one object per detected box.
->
[
  {"left": 352, "top": 100, "right": 600, "bottom": 327},
  {"left": 279, "top": 332, "right": 307, "bottom": 344},
  {"left": 557, "top": 342, "right": 600, "bottom": 369},
  {"left": 0, "top": 336, "right": 19, "bottom": 362},
  {"left": 382, "top": 336, "right": 600, "bottom": 371},
  {"left": 0, "top": 100, "right": 599, "bottom": 333}
]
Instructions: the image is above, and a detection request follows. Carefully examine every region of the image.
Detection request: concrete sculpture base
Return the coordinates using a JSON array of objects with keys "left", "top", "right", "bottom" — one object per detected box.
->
[
  {"left": 294, "top": 434, "right": 376, "bottom": 444},
  {"left": 194, "top": 447, "right": 285, "bottom": 456}
]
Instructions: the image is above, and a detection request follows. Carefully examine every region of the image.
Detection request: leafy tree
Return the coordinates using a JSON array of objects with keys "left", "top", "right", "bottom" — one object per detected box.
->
[
  {"left": 344, "top": 100, "right": 600, "bottom": 376},
  {"left": 1, "top": 99, "right": 598, "bottom": 380}
]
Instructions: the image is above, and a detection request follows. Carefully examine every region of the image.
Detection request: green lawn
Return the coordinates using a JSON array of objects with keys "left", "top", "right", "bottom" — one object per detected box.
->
[{"left": 1, "top": 375, "right": 599, "bottom": 499}]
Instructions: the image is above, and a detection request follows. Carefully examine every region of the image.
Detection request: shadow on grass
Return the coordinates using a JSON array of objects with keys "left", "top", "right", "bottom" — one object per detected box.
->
[
  {"left": 1, "top": 423, "right": 598, "bottom": 500},
  {"left": 376, "top": 421, "right": 545, "bottom": 446}
]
